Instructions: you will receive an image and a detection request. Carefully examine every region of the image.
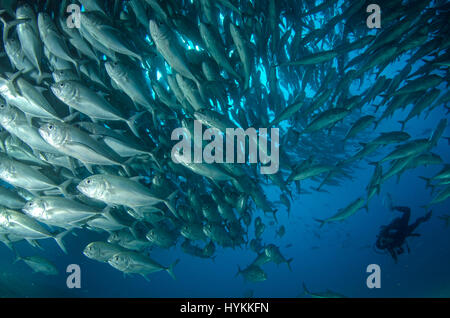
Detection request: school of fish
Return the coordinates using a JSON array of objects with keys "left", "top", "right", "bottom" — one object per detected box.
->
[{"left": 0, "top": 0, "right": 448, "bottom": 283}]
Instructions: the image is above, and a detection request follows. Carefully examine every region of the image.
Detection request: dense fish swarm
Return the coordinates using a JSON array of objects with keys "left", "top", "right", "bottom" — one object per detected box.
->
[{"left": 0, "top": 0, "right": 448, "bottom": 284}]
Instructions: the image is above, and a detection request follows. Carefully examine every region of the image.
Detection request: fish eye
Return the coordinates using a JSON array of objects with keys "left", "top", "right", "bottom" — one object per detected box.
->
[
  {"left": 0, "top": 104, "right": 4, "bottom": 108},
  {"left": 86, "top": 179, "right": 91, "bottom": 184},
  {"left": 48, "top": 124, "right": 54, "bottom": 130},
  {"left": 59, "top": 83, "right": 64, "bottom": 87}
]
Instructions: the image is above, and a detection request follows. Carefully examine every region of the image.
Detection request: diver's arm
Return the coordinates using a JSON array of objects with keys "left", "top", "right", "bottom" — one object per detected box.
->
[{"left": 407, "top": 211, "right": 432, "bottom": 235}]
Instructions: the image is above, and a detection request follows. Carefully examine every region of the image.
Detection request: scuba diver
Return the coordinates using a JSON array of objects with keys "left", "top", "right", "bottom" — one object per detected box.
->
[{"left": 375, "top": 206, "right": 432, "bottom": 263}]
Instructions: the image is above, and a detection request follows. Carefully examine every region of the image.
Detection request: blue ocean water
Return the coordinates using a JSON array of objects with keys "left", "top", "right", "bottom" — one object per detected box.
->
[{"left": 0, "top": 1, "right": 449, "bottom": 298}]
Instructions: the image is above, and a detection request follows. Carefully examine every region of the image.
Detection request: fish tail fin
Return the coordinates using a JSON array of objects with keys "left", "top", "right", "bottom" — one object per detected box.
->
[
  {"left": 13, "top": 253, "right": 22, "bottom": 264},
  {"left": 126, "top": 111, "right": 146, "bottom": 137},
  {"left": 73, "top": 59, "right": 91, "bottom": 79},
  {"left": 286, "top": 188, "right": 293, "bottom": 200},
  {"left": 372, "top": 103, "right": 382, "bottom": 113},
  {"left": 5, "top": 70, "right": 24, "bottom": 96},
  {"left": 376, "top": 184, "right": 381, "bottom": 195},
  {"left": 36, "top": 71, "right": 51, "bottom": 85},
  {"left": 295, "top": 180, "right": 301, "bottom": 194},
  {"left": 0, "top": 15, "right": 8, "bottom": 44},
  {"left": 146, "top": 150, "right": 163, "bottom": 172},
  {"left": 120, "top": 158, "right": 134, "bottom": 176},
  {"left": 395, "top": 173, "right": 402, "bottom": 184},
  {"left": 164, "top": 190, "right": 179, "bottom": 218},
  {"left": 121, "top": 165, "right": 133, "bottom": 177},
  {"left": 302, "top": 282, "right": 310, "bottom": 295},
  {"left": 0, "top": 16, "right": 27, "bottom": 43},
  {"left": 166, "top": 259, "right": 179, "bottom": 280},
  {"left": 195, "top": 79, "right": 206, "bottom": 101},
  {"left": 136, "top": 53, "right": 144, "bottom": 64},
  {"left": 57, "top": 179, "right": 72, "bottom": 196},
  {"left": 272, "top": 209, "right": 278, "bottom": 223},
  {"left": 444, "top": 136, "right": 450, "bottom": 145},
  {"left": 54, "top": 230, "right": 70, "bottom": 254},
  {"left": 70, "top": 57, "right": 80, "bottom": 75},
  {"left": 287, "top": 258, "right": 294, "bottom": 272},
  {"left": 373, "top": 121, "right": 379, "bottom": 129},
  {"left": 62, "top": 111, "right": 80, "bottom": 123},
  {"left": 235, "top": 265, "right": 242, "bottom": 278},
  {"left": 274, "top": 229, "right": 280, "bottom": 238},
  {"left": 418, "top": 176, "right": 431, "bottom": 189},
  {"left": 314, "top": 218, "right": 326, "bottom": 228},
  {"left": 286, "top": 173, "right": 294, "bottom": 184}
]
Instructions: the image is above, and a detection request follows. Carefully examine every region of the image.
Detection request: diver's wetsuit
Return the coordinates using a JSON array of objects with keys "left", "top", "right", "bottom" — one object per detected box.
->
[{"left": 376, "top": 206, "right": 431, "bottom": 262}]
